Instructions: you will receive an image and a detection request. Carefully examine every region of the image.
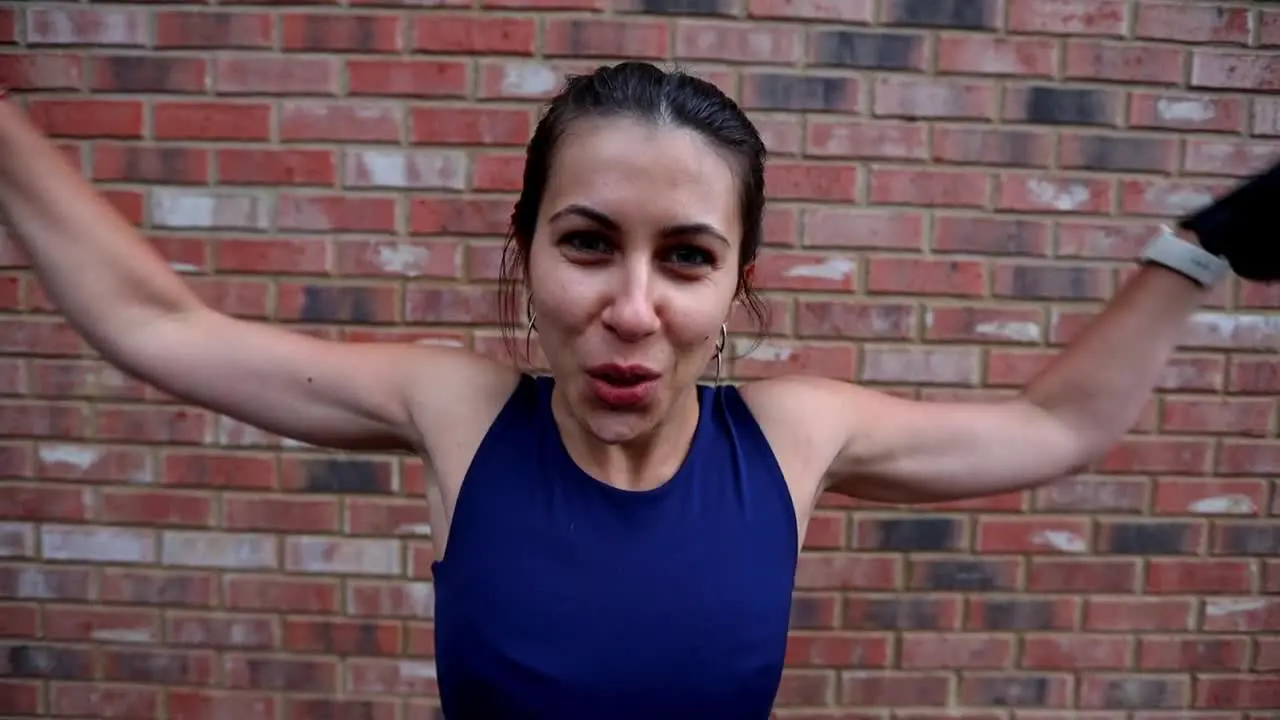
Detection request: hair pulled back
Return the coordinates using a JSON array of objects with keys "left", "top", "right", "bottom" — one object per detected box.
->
[{"left": 497, "top": 61, "right": 769, "bottom": 360}]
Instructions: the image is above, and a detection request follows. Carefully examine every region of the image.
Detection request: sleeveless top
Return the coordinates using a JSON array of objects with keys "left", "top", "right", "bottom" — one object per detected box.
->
[{"left": 432, "top": 373, "right": 799, "bottom": 719}]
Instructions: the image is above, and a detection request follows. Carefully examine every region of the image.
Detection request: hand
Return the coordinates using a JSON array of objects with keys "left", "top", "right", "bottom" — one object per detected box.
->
[{"left": 1179, "top": 157, "right": 1280, "bottom": 283}]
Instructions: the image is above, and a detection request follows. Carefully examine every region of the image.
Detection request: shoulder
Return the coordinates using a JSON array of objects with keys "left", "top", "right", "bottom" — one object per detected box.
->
[
  {"left": 404, "top": 347, "right": 525, "bottom": 457},
  {"left": 734, "top": 375, "right": 868, "bottom": 503}
]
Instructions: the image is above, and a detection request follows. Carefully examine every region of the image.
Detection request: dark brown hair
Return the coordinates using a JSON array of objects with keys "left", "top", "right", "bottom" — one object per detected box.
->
[{"left": 497, "top": 61, "right": 770, "bottom": 362}]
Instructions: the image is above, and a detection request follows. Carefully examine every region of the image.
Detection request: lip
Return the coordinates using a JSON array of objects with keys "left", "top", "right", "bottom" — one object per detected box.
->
[{"left": 585, "top": 363, "right": 661, "bottom": 409}]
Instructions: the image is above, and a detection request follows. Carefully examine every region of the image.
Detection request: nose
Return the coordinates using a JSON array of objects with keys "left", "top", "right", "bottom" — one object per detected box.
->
[{"left": 601, "top": 265, "right": 660, "bottom": 342}]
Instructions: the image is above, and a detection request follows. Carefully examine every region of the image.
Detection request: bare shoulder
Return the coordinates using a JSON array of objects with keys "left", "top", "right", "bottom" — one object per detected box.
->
[
  {"left": 736, "top": 375, "right": 869, "bottom": 503},
  {"left": 406, "top": 345, "right": 524, "bottom": 460}
]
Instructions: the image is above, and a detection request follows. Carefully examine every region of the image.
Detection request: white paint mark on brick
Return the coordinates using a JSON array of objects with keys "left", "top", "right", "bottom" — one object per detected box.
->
[
  {"left": 92, "top": 627, "right": 156, "bottom": 643},
  {"left": 1189, "top": 494, "right": 1257, "bottom": 515},
  {"left": 976, "top": 321, "right": 1042, "bottom": 342},
  {"left": 401, "top": 660, "right": 438, "bottom": 679},
  {"left": 501, "top": 62, "right": 559, "bottom": 96},
  {"left": 16, "top": 569, "right": 59, "bottom": 598},
  {"left": 1145, "top": 185, "right": 1215, "bottom": 215},
  {"left": 286, "top": 536, "right": 401, "bottom": 576},
  {"left": 735, "top": 340, "right": 793, "bottom": 362},
  {"left": 1205, "top": 597, "right": 1267, "bottom": 616},
  {"left": 1190, "top": 312, "right": 1280, "bottom": 349},
  {"left": 0, "top": 523, "right": 35, "bottom": 558},
  {"left": 375, "top": 244, "right": 433, "bottom": 276},
  {"left": 151, "top": 189, "right": 270, "bottom": 230},
  {"left": 26, "top": 7, "right": 147, "bottom": 46},
  {"left": 38, "top": 443, "right": 103, "bottom": 470},
  {"left": 1033, "top": 530, "right": 1087, "bottom": 553},
  {"left": 414, "top": 337, "right": 465, "bottom": 348},
  {"left": 161, "top": 531, "right": 277, "bottom": 569},
  {"left": 345, "top": 149, "right": 468, "bottom": 190},
  {"left": 1156, "top": 98, "right": 1215, "bottom": 123},
  {"left": 168, "top": 262, "right": 200, "bottom": 274},
  {"left": 1027, "top": 179, "right": 1090, "bottom": 210},
  {"left": 408, "top": 582, "right": 435, "bottom": 616},
  {"left": 783, "top": 257, "right": 856, "bottom": 280},
  {"left": 42, "top": 525, "right": 154, "bottom": 564},
  {"left": 394, "top": 523, "right": 433, "bottom": 536}
]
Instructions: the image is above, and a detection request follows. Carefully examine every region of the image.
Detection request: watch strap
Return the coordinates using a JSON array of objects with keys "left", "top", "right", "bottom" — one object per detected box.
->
[{"left": 1138, "top": 225, "right": 1230, "bottom": 288}]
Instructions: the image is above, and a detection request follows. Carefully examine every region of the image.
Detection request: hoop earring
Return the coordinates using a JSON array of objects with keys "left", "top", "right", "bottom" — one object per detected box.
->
[
  {"left": 524, "top": 296, "right": 537, "bottom": 364},
  {"left": 714, "top": 323, "right": 727, "bottom": 385}
]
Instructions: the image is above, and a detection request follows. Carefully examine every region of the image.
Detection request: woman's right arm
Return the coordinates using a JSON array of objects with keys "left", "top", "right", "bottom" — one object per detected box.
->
[{"left": 0, "top": 97, "right": 512, "bottom": 453}]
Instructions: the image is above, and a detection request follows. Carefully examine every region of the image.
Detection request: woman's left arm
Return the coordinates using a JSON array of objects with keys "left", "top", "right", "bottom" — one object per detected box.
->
[
  {"left": 772, "top": 158, "right": 1280, "bottom": 504},
  {"left": 816, "top": 236, "right": 1213, "bottom": 504}
]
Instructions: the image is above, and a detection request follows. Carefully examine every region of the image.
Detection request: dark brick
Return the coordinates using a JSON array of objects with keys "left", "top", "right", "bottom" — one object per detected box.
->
[
  {"left": 104, "top": 650, "right": 195, "bottom": 684},
  {"left": 862, "top": 597, "right": 945, "bottom": 630},
  {"left": 918, "top": 560, "right": 1010, "bottom": 591},
  {"left": 998, "top": 265, "right": 1107, "bottom": 301},
  {"left": 1064, "top": 135, "right": 1175, "bottom": 173},
  {"left": 630, "top": 0, "right": 731, "bottom": 14},
  {"left": 748, "top": 73, "right": 852, "bottom": 111},
  {"left": 299, "top": 287, "right": 381, "bottom": 324},
  {"left": 1103, "top": 522, "right": 1196, "bottom": 555},
  {"left": 981, "top": 599, "right": 1057, "bottom": 630},
  {"left": 92, "top": 56, "right": 207, "bottom": 93},
  {"left": 1214, "top": 523, "right": 1280, "bottom": 555},
  {"left": 3, "top": 645, "right": 92, "bottom": 679},
  {"left": 964, "top": 675, "right": 1050, "bottom": 707},
  {"left": 884, "top": 0, "right": 997, "bottom": 29},
  {"left": 302, "top": 460, "right": 389, "bottom": 494},
  {"left": 1024, "top": 86, "right": 1114, "bottom": 126},
  {"left": 813, "top": 31, "right": 923, "bottom": 70},
  {"left": 865, "top": 517, "right": 959, "bottom": 551},
  {"left": 1101, "top": 678, "right": 1180, "bottom": 709}
]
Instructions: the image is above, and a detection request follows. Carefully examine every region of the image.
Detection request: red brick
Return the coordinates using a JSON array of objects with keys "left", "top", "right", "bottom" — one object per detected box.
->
[
  {"left": 937, "top": 35, "right": 1056, "bottom": 77},
  {"left": 415, "top": 14, "right": 537, "bottom": 55},
  {"left": 348, "top": 59, "right": 470, "bottom": 98},
  {"left": 803, "top": 208, "right": 926, "bottom": 250},
  {"left": 1022, "top": 634, "right": 1133, "bottom": 670},
  {"left": 976, "top": 517, "right": 1092, "bottom": 554},
  {"left": 218, "top": 149, "right": 337, "bottom": 186},
  {"left": 1139, "top": 636, "right": 1249, "bottom": 671},
  {"left": 1147, "top": 559, "right": 1256, "bottom": 594},
  {"left": 411, "top": 106, "right": 532, "bottom": 146},
  {"left": 996, "top": 174, "right": 1113, "bottom": 214},
  {"left": 1008, "top": 0, "right": 1127, "bottom": 36},
  {"left": 677, "top": 21, "right": 801, "bottom": 64},
  {"left": 866, "top": 257, "right": 985, "bottom": 297},
  {"left": 869, "top": 168, "right": 989, "bottom": 207},
  {"left": 166, "top": 691, "right": 276, "bottom": 720},
  {"left": 1065, "top": 41, "right": 1186, "bottom": 85},
  {"left": 100, "top": 488, "right": 215, "bottom": 527},
  {"left": 1136, "top": 2, "right": 1252, "bottom": 44},
  {"left": 752, "top": 252, "right": 857, "bottom": 291},
  {"left": 1191, "top": 52, "right": 1280, "bottom": 91},
  {"left": 214, "top": 56, "right": 338, "bottom": 95},
  {"left": 154, "top": 101, "right": 272, "bottom": 141},
  {"left": 797, "top": 301, "right": 915, "bottom": 340},
  {"left": 806, "top": 119, "right": 927, "bottom": 160},
  {"left": 156, "top": 10, "right": 274, "bottom": 48},
  {"left": 0, "top": 53, "right": 85, "bottom": 91},
  {"left": 281, "top": 13, "right": 403, "bottom": 53},
  {"left": 280, "top": 100, "right": 403, "bottom": 142},
  {"left": 26, "top": 99, "right": 144, "bottom": 138},
  {"left": 873, "top": 76, "right": 996, "bottom": 119}
]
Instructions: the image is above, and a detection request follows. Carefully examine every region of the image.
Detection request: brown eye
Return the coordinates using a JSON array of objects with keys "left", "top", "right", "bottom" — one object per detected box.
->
[{"left": 665, "top": 245, "right": 714, "bottom": 267}]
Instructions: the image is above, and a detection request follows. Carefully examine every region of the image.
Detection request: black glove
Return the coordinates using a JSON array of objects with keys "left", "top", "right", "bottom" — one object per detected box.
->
[{"left": 1178, "top": 157, "right": 1280, "bottom": 282}]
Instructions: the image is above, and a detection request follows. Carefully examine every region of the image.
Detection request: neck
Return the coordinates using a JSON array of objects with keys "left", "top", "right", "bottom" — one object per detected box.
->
[{"left": 551, "top": 383, "right": 702, "bottom": 492}]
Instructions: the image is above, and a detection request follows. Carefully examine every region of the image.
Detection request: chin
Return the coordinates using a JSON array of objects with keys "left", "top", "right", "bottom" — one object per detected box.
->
[{"left": 571, "top": 379, "right": 666, "bottom": 445}]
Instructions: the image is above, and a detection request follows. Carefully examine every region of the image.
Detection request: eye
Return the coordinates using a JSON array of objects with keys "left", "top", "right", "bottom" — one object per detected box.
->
[
  {"left": 559, "top": 230, "right": 613, "bottom": 256},
  {"left": 663, "top": 244, "right": 715, "bottom": 268}
]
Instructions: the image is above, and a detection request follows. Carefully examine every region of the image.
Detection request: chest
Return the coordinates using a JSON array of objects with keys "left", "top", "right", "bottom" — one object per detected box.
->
[{"left": 431, "top": 478, "right": 797, "bottom": 715}]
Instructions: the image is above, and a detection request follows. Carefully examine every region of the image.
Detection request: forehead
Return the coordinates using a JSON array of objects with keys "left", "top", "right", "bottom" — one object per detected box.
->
[{"left": 540, "top": 118, "right": 741, "bottom": 237}]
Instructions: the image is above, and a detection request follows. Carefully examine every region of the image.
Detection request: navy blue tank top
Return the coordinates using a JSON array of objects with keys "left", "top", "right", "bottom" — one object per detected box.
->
[{"left": 432, "top": 373, "right": 799, "bottom": 719}]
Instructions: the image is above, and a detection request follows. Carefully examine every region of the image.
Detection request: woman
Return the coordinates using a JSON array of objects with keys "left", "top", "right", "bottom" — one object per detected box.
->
[{"left": 0, "top": 63, "right": 1274, "bottom": 718}]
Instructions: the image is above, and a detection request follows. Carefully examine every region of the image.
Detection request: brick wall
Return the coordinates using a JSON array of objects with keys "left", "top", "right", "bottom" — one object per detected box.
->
[{"left": 1, "top": 0, "right": 1278, "bottom": 717}]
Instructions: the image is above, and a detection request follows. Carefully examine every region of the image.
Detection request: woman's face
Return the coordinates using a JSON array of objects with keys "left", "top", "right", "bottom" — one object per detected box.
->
[{"left": 526, "top": 117, "right": 743, "bottom": 446}]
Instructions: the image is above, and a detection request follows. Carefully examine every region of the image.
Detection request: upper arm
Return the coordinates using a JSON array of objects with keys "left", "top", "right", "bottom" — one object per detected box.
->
[
  {"left": 111, "top": 308, "right": 518, "bottom": 453},
  {"left": 744, "top": 376, "right": 1089, "bottom": 505}
]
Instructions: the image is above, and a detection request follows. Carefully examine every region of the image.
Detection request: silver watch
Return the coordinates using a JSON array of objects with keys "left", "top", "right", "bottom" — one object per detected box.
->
[{"left": 1138, "top": 224, "right": 1230, "bottom": 288}]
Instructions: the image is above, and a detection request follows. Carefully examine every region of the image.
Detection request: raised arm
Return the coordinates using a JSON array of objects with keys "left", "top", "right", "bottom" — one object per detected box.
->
[
  {"left": 0, "top": 95, "right": 514, "bottom": 453},
  {"left": 746, "top": 159, "right": 1279, "bottom": 505}
]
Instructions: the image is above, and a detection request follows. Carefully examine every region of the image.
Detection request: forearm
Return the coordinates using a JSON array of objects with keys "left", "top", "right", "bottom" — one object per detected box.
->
[
  {"left": 1020, "top": 235, "right": 1212, "bottom": 461},
  {"left": 0, "top": 99, "right": 204, "bottom": 350}
]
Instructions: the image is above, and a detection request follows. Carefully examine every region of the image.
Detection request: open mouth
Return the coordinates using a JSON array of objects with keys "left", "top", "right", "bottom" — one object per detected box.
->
[{"left": 587, "top": 364, "right": 660, "bottom": 387}]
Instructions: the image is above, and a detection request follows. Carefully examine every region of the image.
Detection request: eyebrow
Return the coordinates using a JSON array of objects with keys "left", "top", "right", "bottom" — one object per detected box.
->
[{"left": 548, "top": 204, "right": 730, "bottom": 246}]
